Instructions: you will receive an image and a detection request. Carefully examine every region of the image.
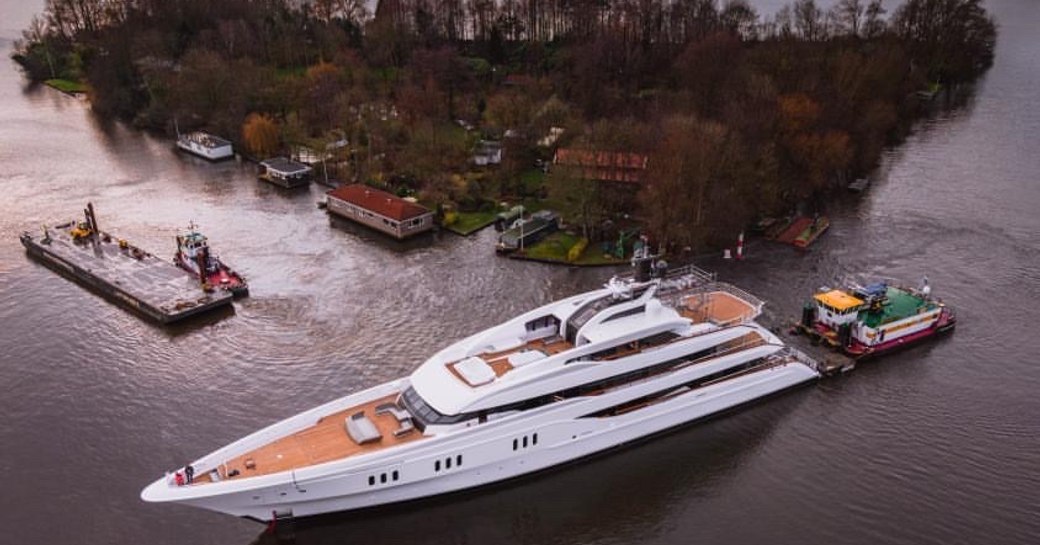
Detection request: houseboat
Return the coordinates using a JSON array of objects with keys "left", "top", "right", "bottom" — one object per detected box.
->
[
  {"left": 795, "top": 279, "right": 956, "bottom": 358},
  {"left": 142, "top": 259, "right": 820, "bottom": 521},
  {"left": 326, "top": 184, "right": 435, "bottom": 239},
  {"left": 259, "top": 158, "right": 313, "bottom": 188},
  {"left": 177, "top": 132, "right": 234, "bottom": 161}
]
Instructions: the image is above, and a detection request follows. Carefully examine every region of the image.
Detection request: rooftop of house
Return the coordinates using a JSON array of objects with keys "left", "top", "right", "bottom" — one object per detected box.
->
[
  {"left": 261, "top": 157, "right": 312, "bottom": 175},
  {"left": 553, "top": 148, "right": 649, "bottom": 184},
  {"left": 327, "top": 184, "right": 432, "bottom": 222}
]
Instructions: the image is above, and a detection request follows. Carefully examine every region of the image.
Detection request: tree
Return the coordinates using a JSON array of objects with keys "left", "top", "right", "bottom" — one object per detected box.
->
[
  {"left": 242, "top": 113, "right": 280, "bottom": 158},
  {"left": 640, "top": 115, "right": 734, "bottom": 249},
  {"left": 548, "top": 162, "right": 603, "bottom": 239},
  {"left": 892, "top": 0, "right": 997, "bottom": 83}
]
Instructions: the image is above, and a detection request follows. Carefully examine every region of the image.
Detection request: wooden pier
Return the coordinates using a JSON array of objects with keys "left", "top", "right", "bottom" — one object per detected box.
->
[{"left": 20, "top": 206, "right": 232, "bottom": 324}]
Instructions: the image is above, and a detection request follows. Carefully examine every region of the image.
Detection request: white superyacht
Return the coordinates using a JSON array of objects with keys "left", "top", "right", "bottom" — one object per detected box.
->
[{"left": 141, "top": 257, "right": 820, "bottom": 520}]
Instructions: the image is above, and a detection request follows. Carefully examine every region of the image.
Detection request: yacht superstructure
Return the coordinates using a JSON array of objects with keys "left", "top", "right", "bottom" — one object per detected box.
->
[{"left": 141, "top": 261, "right": 820, "bottom": 521}]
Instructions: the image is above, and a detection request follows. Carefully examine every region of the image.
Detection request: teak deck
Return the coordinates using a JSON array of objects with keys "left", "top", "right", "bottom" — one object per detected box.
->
[
  {"left": 679, "top": 291, "right": 757, "bottom": 325},
  {"left": 194, "top": 393, "right": 423, "bottom": 484}
]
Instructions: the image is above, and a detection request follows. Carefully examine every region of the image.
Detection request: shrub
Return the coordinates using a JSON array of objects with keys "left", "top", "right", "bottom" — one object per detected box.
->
[{"left": 567, "top": 237, "right": 589, "bottom": 262}]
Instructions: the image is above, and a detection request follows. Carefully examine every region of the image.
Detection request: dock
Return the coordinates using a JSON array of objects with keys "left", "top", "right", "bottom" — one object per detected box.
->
[
  {"left": 20, "top": 205, "right": 232, "bottom": 324},
  {"left": 761, "top": 317, "right": 856, "bottom": 376}
]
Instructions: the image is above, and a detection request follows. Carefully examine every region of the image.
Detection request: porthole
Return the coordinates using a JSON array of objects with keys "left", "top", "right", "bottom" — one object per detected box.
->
[
  {"left": 435, "top": 460, "right": 441, "bottom": 472},
  {"left": 368, "top": 476, "right": 375, "bottom": 486},
  {"left": 446, "top": 457, "right": 452, "bottom": 469},
  {"left": 392, "top": 470, "right": 399, "bottom": 481},
  {"left": 512, "top": 439, "right": 518, "bottom": 451},
  {"left": 522, "top": 436, "right": 528, "bottom": 448},
  {"left": 533, "top": 433, "right": 538, "bottom": 445},
  {"left": 456, "top": 455, "right": 462, "bottom": 467},
  {"left": 380, "top": 473, "right": 387, "bottom": 484}
]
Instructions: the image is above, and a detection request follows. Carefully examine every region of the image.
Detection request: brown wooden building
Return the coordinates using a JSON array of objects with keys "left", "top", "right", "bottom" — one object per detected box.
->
[{"left": 326, "top": 184, "right": 435, "bottom": 239}]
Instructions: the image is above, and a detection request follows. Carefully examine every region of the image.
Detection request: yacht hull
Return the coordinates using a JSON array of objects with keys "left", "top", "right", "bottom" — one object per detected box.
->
[{"left": 146, "top": 361, "right": 817, "bottom": 521}]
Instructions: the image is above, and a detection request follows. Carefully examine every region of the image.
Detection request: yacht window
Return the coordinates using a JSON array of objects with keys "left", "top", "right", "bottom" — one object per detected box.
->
[
  {"left": 522, "top": 436, "right": 528, "bottom": 448},
  {"left": 368, "top": 476, "right": 375, "bottom": 486},
  {"left": 602, "top": 305, "right": 646, "bottom": 322},
  {"left": 435, "top": 460, "right": 440, "bottom": 472},
  {"left": 400, "top": 387, "right": 470, "bottom": 428},
  {"left": 446, "top": 457, "right": 452, "bottom": 469},
  {"left": 456, "top": 455, "right": 462, "bottom": 466},
  {"left": 392, "top": 470, "right": 399, "bottom": 481},
  {"left": 512, "top": 438, "right": 518, "bottom": 451},
  {"left": 533, "top": 433, "right": 538, "bottom": 445},
  {"left": 380, "top": 473, "right": 387, "bottom": 483}
]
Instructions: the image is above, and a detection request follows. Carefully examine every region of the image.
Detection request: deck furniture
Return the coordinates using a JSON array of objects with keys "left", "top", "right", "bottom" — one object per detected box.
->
[
  {"left": 376, "top": 403, "right": 416, "bottom": 437},
  {"left": 345, "top": 412, "right": 382, "bottom": 444}
]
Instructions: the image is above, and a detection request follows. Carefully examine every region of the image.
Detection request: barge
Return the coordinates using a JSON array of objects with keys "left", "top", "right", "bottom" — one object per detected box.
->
[{"left": 20, "top": 204, "right": 232, "bottom": 324}]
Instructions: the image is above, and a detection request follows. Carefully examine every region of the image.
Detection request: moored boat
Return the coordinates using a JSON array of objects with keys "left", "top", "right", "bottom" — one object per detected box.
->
[
  {"left": 792, "top": 216, "right": 830, "bottom": 249},
  {"left": 174, "top": 224, "right": 248, "bottom": 297},
  {"left": 176, "top": 131, "right": 234, "bottom": 161},
  {"left": 795, "top": 279, "right": 955, "bottom": 358},
  {"left": 496, "top": 211, "right": 559, "bottom": 252}
]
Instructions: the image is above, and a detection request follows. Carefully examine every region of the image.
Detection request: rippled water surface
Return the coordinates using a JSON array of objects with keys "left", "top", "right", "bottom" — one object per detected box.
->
[{"left": 1, "top": 1, "right": 1038, "bottom": 544}]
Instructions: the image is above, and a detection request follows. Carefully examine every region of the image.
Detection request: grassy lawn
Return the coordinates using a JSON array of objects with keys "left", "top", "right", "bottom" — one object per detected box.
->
[
  {"left": 518, "top": 168, "right": 546, "bottom": 194},
  {"left": 521, "top": 231, "right": 627, "bottom": 266},
  {"left": 45, "top": 78, "right": 88, "bottom": 94},
  {"left": 445, "top": 210, "right": 498, "bottom": 236}
]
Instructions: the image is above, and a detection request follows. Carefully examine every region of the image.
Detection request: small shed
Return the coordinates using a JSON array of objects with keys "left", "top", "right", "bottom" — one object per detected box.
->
[
  {"left": 259, "top": 157, "right": 313, "bottom": 188},
  {"left": 472, "top": 140, "right": 503, "bottom": 166},
  {"left": 326, "top": 184, "right": 435, "bottom": 239}
]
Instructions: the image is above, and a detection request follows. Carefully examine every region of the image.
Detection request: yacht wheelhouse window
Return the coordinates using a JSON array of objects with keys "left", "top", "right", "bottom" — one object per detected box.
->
[
  {"left": 400, "top": 387, "right": 470, "bottom": 428},
  {"left": 525, "top": 315, "right": 560, "bottom": 333}
]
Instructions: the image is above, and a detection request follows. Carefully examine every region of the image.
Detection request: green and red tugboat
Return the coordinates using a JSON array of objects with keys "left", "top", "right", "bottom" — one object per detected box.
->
[{"left": 795, "top": 279, "right": 955, "bottom": 359}]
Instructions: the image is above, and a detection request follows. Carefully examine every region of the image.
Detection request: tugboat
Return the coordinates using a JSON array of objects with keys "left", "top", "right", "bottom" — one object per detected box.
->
[
  {"left": 795, "top": 278, "right": 955, "bottom": 359},
  {"left": 174, "top": 224, "right": 248, "bottom": 297}
]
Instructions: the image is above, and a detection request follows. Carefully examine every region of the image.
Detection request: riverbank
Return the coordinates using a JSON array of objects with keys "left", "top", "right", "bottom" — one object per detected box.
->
[{"left": 9, "top": 0, "right": 997, "bottom": 259}]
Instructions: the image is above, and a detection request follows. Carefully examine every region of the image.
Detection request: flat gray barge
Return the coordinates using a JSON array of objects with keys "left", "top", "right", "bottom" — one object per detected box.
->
[{"left": 20, "top": 205, "right": 232, "bottom": 324}]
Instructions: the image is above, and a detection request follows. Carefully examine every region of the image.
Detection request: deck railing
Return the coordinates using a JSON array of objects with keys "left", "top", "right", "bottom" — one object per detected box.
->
[{"left": 659, "top": 281, "right": 765, "bottom": 327}]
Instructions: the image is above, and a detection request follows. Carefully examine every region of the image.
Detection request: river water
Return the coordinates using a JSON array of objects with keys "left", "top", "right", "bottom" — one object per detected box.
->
[{"left": 0, "top": 2, "right": 1038, "bottom": 544}]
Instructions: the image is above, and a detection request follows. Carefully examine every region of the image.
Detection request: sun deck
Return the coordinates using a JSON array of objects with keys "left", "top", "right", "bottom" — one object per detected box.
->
[
  {"left": 192, "top": 393, "right": 424, "bottom": 484},
  {"left": 677, "top": 291, "right": 760, "bottom": 326},
  {"left": 448, "top": 337, "right": 572, "bottom": 386}
]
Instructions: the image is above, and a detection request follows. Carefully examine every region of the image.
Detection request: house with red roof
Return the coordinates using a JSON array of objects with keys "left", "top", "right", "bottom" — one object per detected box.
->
[
  {"left": 552, "top": 148, "right": 649, "bottom": 184},
  {"left": 326, "top": 184, "right": 434, "bottom": 239}
]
